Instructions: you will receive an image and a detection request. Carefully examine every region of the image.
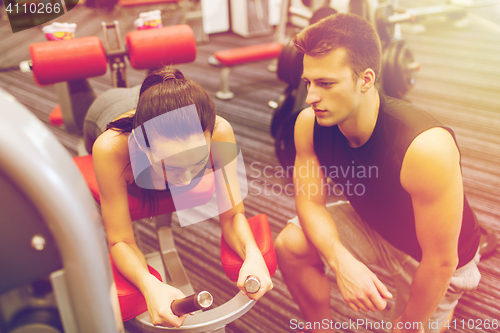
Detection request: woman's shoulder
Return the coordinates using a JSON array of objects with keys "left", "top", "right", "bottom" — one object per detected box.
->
[
  {"left": 93, "top": 127, "right": 129, "bottom": 153},
  {"left": 212, "top": 116, "right": 235, "bottom": 143},
  {"left": 92, "top": 130, "right": 133, "bottom": 183}
]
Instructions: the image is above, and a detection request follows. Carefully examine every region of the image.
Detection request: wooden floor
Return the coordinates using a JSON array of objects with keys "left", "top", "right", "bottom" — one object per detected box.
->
[{"left": 0, "top": 1, "right": 499, "bottom": 332}]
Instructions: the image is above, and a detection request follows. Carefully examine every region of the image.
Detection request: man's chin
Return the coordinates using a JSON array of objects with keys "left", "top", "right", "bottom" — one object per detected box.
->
[{"left": 316, "top": 116, "right": 338, "bottom": 127}]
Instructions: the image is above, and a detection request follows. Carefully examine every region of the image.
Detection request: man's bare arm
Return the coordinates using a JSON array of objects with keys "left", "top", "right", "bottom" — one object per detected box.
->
[
  {"left": 398, "top": 127, "right": 463, "bottom": 332},
  {"left": 294, "top": 108, "right": 392, "bottom": 312}
]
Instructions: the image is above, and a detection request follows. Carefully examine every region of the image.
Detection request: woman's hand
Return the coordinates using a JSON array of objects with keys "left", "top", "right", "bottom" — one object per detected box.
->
[
  {"left": 142, "top": 277, "right": 189, "bottom": 328},
  {"left": 236, "top": 246, "right": 273, "bottom": 301}
]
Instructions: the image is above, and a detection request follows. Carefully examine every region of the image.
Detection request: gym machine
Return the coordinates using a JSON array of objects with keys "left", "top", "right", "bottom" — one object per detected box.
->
[
  {"left": 1, "top": 20, "right": 278, "bottom": 331},
  {"left": 0, "top": 86, "right": 278, "bottom": 332}
]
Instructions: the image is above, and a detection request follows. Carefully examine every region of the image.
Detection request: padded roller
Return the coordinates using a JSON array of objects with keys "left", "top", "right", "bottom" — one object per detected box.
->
[
  {"left": 126, "top": 25, "right": 196, "bottom": 70},
  {"left": 30, "top": 36, "right": 107, "bottom": 86},
  {"left": 221, "top": 214, "right": 277, "bottom": 282},
  {"left": 109, "top": 255, "right": 162, "bottom": 321}
]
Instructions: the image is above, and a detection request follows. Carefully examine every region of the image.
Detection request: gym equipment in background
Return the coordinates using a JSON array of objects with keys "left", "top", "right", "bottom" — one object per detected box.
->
[
  {"left": 208, "top": 42, "right": 283, "bottom": 100},
  {"left": 381, "top": 39, "right": 421, "bottom": 100},
  {"left": 230, "top": 0, "right": 273, "bottom": 37},
  {"left": 200, "top": 0, "right": 229, "bottom": 35},
  {"left": 208, "top": 0, "right": 290, "bottom": 100},
  {"left": 26, "top": 23, "right": 196, "bottom": 136},
  {"left": 29, "top": 35, "right": 108, "bottom": 135}
]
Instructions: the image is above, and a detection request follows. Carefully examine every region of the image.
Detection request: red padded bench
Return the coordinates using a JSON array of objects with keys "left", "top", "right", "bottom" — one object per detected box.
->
[
  {"left": 72, "top": 154, "right": 277, "bottom": 322},
  {"left": 208, "top": 42, "right": 282, "bottom": 100}
]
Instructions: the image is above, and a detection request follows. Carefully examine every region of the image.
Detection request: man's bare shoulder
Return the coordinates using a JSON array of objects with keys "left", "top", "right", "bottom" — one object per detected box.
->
[
  {"left": 295, "top": 107, "right": 315, "bottom": 128},
  {"left": 401, "top": 127, "right": 460, "bottom": 198},
  {"left": 294, "top": 107, "right": 316, "bottom": 153}
]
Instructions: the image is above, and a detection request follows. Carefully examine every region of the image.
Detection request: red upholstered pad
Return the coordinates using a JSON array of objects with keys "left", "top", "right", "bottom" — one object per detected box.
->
[
  {"left": 72, "top": 155, "right": 100, "bottom": 202},
  {"left": 30, "top": 36, "right": 107, "bottom": 86},
  {"left": 126, "top": 25, "right": 196, "bottom": 70},
  {"left": 221, "top": 214, "right": 277, "bottom": 282},
  {"left": 72, "top": 155, "right": 215, "bottom": 221},
  {"left": 49, "top": 105, "right": 63, "bottom": 126},
  {"left": 213, "top": 43, "right": 283, "bottom": 67},
  {"left": 109, "top": 255, "right": 162, "bottom": 321}
]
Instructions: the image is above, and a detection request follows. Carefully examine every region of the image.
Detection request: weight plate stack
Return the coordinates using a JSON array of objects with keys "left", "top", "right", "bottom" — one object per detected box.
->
[
  {"left": 382, "top": 40, "right": 418, "bottom": 99},
  {"left": 270, "top": 86, "right": 297, "bottom": 139},
  {"left": 277, "top": 30, "right": 304, "bottom": 88},
  {"left": 273, "top": 81, "right": 309, "bottom": 171}
]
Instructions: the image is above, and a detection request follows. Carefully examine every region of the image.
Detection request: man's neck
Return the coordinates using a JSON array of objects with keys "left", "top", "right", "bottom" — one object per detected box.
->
[{"left": 338, "top": 89, "right": 380, "bottom": 148}]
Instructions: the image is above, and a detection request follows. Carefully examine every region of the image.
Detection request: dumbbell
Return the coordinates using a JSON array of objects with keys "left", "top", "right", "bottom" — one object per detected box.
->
[{"left": 170, "top": 276, "right": 261, "bottom": 316}]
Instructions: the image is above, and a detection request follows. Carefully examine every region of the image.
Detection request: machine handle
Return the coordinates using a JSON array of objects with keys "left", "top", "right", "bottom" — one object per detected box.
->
[
  {"left": 171, "top": 291, "right": 213, "bottom": 316},
  {"left": 244, "top": 275, "right": 261, "bottom": 294},
  {"left": 171, "top": 275, "right": 261, "bottom": 316}
]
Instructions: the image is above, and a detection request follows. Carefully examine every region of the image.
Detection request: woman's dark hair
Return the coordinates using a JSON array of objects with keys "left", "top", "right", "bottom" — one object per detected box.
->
[
  {"left": 105, "top": 67, "right": 216, "bottom": 217},
  {"left": 107, "top": 67, "right": 216, "bottom": 136}
]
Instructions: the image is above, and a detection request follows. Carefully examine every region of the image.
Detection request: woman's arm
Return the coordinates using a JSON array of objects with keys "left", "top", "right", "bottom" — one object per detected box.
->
[
  {"left": 211, "top": 117, "right": 273, "bottom": 300},
  {"left": 93, "top": 132, "right": 188, "bottom": 327}
]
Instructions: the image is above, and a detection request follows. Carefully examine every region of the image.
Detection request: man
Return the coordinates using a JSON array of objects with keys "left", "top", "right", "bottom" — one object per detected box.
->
[{"left": 275, "top": 13, "right": 481, "bottom": 333}]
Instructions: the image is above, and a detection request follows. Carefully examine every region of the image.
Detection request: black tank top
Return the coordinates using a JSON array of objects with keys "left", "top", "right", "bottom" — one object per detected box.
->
[{"left": 313, "top": 94, "right": 480, "bottom": 267}]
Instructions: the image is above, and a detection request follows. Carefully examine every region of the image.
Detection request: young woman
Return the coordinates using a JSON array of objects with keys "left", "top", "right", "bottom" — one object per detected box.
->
[{"left": 84, "top": 67, "right": 273, "bottom": 328}]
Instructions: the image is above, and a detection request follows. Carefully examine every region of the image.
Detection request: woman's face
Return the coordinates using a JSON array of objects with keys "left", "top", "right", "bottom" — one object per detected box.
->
[{"left": 145, "top": 132, "right": 211, "bottom": 187}]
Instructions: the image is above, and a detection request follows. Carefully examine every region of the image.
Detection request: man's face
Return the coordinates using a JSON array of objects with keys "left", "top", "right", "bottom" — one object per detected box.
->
[{"left": 302, "top": 48, "right": 363, "bottom": 127}]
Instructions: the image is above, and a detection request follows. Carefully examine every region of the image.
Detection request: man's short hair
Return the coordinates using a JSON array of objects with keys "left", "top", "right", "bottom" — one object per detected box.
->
[{"left": 294, "top": 13, "right": 382, "bottom": 82}]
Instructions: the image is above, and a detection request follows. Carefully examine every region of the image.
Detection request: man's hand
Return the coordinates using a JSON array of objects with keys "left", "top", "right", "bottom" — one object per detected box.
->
[
  {"left": 334, "top": 251, "right": 392, "bottom": 312},
  {"left": 237, "top": 246, "right": 273, "bottom": 301},
  {"left": 392, "top": 316, "right": 425, "bottom": 333},
  {"left": 143, "top": 277, "right": 189, "bottom": 328}
]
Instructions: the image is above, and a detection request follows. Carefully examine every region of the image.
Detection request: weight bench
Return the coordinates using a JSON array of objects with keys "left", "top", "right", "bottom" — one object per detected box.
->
[
  {"left": 208, "top": 42, "right": 282, "bottom": 100},
  {"left": 72, "top": 153, "right": 277, "bottom": 332}
]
